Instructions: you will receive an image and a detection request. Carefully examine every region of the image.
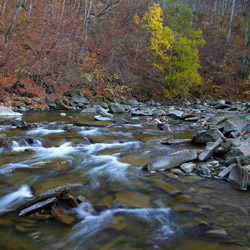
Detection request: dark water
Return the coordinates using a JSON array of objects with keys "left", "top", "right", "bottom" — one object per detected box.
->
[{"left": 0, "top": 111, "right": 249, "bottom": 250}]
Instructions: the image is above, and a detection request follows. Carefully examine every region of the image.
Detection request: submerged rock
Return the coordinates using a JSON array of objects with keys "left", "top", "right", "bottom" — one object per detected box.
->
[
  {"left": 147, "top": 150, "right": 197, "bottom": 171},
  {"left": 51, "top": 207, "right": 74, "bottom": 225}
]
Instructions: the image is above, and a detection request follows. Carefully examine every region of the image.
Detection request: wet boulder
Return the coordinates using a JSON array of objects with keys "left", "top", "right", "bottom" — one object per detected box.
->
[
  {"left": 222, "top": 116, "right": 249, "bottom": 135},
  {"left": 51, "top": 207, "right": 74, "bottom": 225},
  {"left": 147, "top": 150, "right": 197, "bottom": 171},
  {"left": 167, "top": 109, "right": 184, "bottom": 118},
  {"left": 109, "top": 103, "right": 126, "bottom": 113},
  {"left": 192, "top": 128, "right": 224, "bottom": 145}
]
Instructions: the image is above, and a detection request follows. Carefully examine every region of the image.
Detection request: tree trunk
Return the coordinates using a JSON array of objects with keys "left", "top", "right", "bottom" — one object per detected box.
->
[
  {"left": 0, "top": 0, "right": 8, "bottom": 17},
  {"left": 5, "top": 0, "right": 23, "bottom": 41},
  {"left": 57, "top": 0, "right": 65, "bottom": 30},
  {"left": 240, "top": 4, "right": 249, "bottom": 74},
  {"left": 210, "top": 0, "right": 218, "bottom": 25},
  {"left": 226, "top": 0, "right": 236, "bottom": 44}
]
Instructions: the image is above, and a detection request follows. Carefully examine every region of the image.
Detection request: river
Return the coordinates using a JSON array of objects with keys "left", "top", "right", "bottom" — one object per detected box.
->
[{"left": 0, "top": 111, "right": 249, "bottom": 250}]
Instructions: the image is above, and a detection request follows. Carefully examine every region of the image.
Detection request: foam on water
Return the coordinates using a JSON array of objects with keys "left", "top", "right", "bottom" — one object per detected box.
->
[
  {"left": 12, "top": 139, "right": 42, "bottom": 152},
  {"left": 81, "top": 141, "right": 141, "bottom": 154},
  {"left": 54, "top": 208, "right": 176, "bottom": 249},
  {"left": 26, "top": 127, "right": 65, "bottom": 136},
  {"left": 87, "top": 154, "right": 131, "bottom": 187},
  {"left": 0, "top": 163, "right": 33, "bottom": 174},
  {"left": 0, "top": 185, "right": 33, "bottom": 214}
]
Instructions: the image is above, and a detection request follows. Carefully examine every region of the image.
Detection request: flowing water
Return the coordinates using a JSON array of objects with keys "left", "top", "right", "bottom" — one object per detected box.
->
[{"left": 0, "top": 111, "right": 249, "bottom": 250}]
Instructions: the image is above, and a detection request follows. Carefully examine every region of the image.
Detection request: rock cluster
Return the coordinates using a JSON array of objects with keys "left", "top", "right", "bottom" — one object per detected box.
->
[{"left": 13, "top": 186, "right": 95, "bottom": 235}]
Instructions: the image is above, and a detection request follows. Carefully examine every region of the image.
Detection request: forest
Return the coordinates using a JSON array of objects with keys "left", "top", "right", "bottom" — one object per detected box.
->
[{"left": 0, "top": 0, "right": 250, "bottom": 106}]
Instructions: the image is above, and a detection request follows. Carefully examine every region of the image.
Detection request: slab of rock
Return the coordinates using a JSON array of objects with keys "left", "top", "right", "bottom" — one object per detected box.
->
[
  {"left": 223, "top": 117, "right": 249, "bottom": 134},
  {"left": 229, "top": 164, "right": 249, "bottom": 190},
  {"left": 147, "top": 150, "right": 197, "bottom": 171},
  {"left": 71, "top": 96, "right": 89, "bottom": 105},
  {"left": 19, "top": 197, "right": 57, "bottom": 216},
  {"left": 94, "top": 115, "right": 112, "bottom": 121},
  {"left": 151, "top": 179, "right": 182, "bottom": 196},
  {"left": 109, "top": 103, "right": 126, "bottom": 113},
  {"left": 131, "top": 108, "right": 152, "bottom": 116},
  {"left": 17, "top": 186, "right": 69, "bottom": 211},
  {"left": 218, "top": 164, "right": 236, "bottom": 178},
  {"left": 168, "top": 109, "right": 184, "bottom": 118},
  {"left": 224, "top": 141, "right": 250, "bottom": 161},
  {"left": 199, "top": 139, "right": 222, "bottom": 161},
  {"left": 192, "top": 129, "right": 224, "bottom": 145},
  {"left": 51, "top": 207, "right": 74, "bottom": 224},
  {"left": 180, "top": 162, "right": 196, "bottom": 173},
  {"left": 0, "top": 106, "right": 23, "bottom": 118},
  {"left": 161, "top": 139, "right": 192, "bottom": 145}
]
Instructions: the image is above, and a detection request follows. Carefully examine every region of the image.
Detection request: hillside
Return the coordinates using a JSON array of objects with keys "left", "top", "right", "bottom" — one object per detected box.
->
[{"left": 0, "top": 0, "right": 249, "bottom": 109}]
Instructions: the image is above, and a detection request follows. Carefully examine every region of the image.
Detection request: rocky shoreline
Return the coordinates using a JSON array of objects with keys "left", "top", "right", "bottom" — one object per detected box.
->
[{"left": 1, "top": 96, "right": 250, "bottom": 192}]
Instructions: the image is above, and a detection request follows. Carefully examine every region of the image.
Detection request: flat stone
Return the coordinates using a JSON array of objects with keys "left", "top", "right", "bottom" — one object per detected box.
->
[
  {"left": 51, "top": 207, "right": 74, "bottom": 225},
  {"left": 19, "top": 197, "right": 57, "bottom": 216},
  {"left": 151, "top": 179, "right": 182, "bottom": 196},
  {"left": 114, "top": 191, "right": 151, "bottom": 208},
  {"left": 160, "top": 139, "right": 192, "bottom": 145},
  {"left": 206, "top": 228, "right": 228, "bottom": 238},
  {"left": 199, "top": 139, "right": 222, "bottom": 161},
  {"left": 178, "top": 175, "right": 204, "bottom": 183},
  {"left": 147, "top": 150, "right": 197, "bottom": 171},
  {"left": 168, "top": 109, "right": 184, "bottom": 118},
  {"left": 94, "top": 115, "right": 112, "bottom": 121},
  {"left": 218, "top": 164, "right": 236, "bottom": 178},
  {"left": 61, "top": 194, "right": 78, "bottom": 207}
]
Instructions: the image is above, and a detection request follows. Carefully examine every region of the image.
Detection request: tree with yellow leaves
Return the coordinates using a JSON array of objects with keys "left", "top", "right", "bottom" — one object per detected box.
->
[{"left": 142, "top": 3, "right": 204, "bottom": 97}]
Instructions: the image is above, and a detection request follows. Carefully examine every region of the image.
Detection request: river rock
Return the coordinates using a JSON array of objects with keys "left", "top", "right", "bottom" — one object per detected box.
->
[
  {"left": 180, "top": 162, "right": 196, "bottom": 173},
  {"left": 131, "top": 107, "right": 152, "bottom": 116},
  {"left": 199, "top": 139, "right": 222, "bottom": 161},
  {"left": 96, "top": 106, "right": 113, "bottom": 117},
  {"left": 71, "top": 96, "right": 89, "bottom": 105},
  {"left": 223, "top": 117, "right": 249, "bottom": 135},
  {"left": 94, "top": 115, "right": 113, "bottom": 121},
  {"left": 18, "top": 186, "right": 70, "bottom": 211},
  {"left": 224, "top": 141, "right": 250, "bottom": 161},
  {"left": 147, "top": 150, "right": 197, "bottom": 171},
  {"left": 109, "top": 103, "right": 126, "bottom": 113},
  {"left": 161, "top": 139, "right": 192, "bottom": 145},
  {"left": 151, "top": 179, "right": 182, "bottom": 196},
  {"left": 0, "top": 106, "right": 23, "bottom": 118},
  {"left": 114, "top": 191, "right": 151, "bottom": 208},
  {"left": 81, "top": 106, "right": 98, "bottom": 113},
  {"left": 61, "top": 194, "right": 78, "bottom": 207},
  {"left": 51, "top": 207, "right": 74, "bottom": 225},
  {"left": 229, "top": 164, "right": 249, "bottom": 190},
  {"left": 218, "top": 164, "right": 236, "bottom": 178},
  {"left": 168, "top": 109, "right": 184, "bottom": 118},
  {"left": 19, "top": 197, "right": 57, "bottom": 216},
  {"left": 192, "top": 128, "right": 224, "bottom": 145},
  {"left": 197, "top": 165, "right": 211, "bottom": 177}
]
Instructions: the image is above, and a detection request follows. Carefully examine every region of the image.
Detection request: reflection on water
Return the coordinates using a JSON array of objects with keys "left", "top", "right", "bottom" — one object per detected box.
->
[{"left": 0, "top": 111, "right": 249, "bottom": 250}]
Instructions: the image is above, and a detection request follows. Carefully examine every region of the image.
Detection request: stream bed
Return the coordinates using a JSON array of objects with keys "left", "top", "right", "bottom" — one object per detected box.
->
[{"left": 0, "top": 111, "right": 249, "bottom": 250}]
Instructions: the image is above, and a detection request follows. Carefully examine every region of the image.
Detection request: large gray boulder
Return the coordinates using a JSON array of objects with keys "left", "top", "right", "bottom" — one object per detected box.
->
[
  {"left": 0, "top": 106, "right": 22, "bottom": 118},
  {"left": 147, "top": 150, "right": 197, "bottom": 171},
  {"left": 109, "top": 103, "right": 126, "bottom": 113},
  {"left": 71, "top": 96, "right": 89, "bottom": 105},
  {"left": 192, "top": 128, "right": 224, "bottom": 145},
  {"left": 223, "top": 117, "right": 249, "bottom": 134}
]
